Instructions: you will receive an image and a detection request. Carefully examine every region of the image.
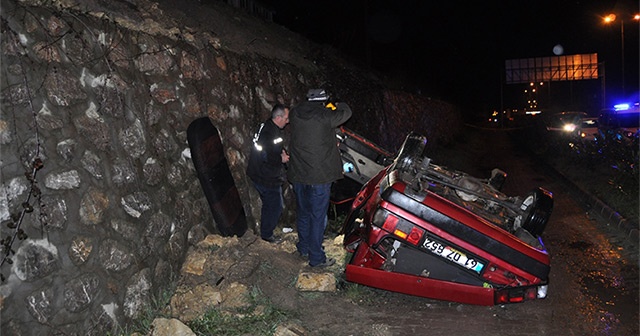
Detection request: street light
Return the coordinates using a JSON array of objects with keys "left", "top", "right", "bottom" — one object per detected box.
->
[{"left": 603, "top": 13, "right": 640, "bottom": 96}]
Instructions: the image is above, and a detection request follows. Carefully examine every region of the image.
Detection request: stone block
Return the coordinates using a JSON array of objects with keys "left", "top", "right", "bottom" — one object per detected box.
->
[
  {"left": 150, "top": 318, "right": 196, "bottom": 336},
  {"left": 181, "top": 250, "right": 208, "bottom": 276},
  {"left": 295, "top": 272, "right": 336, "bottom": 292}
]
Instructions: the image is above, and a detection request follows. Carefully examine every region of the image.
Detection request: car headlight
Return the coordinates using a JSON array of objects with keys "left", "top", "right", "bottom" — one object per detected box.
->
[{"left": 563, "top": 124, "right": 576, "bottom": 132}]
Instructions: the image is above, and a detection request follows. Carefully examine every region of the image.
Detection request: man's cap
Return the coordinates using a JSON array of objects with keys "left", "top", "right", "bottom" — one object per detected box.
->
[{"left": 306, "top": 89, "right": 329, "bottom": 102}]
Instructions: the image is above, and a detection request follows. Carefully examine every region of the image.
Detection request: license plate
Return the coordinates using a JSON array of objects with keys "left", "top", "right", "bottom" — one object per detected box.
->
[{"left": 423, "top": 237, "right": 484, "bottom": 273}]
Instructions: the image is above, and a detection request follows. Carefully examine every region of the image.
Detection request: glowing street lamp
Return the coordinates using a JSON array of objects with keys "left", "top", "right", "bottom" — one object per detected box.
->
[{"left": 603, "top": 13, "right": 640, "bottom": 96}]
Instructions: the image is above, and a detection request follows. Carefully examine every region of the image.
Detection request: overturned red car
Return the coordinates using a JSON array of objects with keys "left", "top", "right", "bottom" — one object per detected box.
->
[{"left": 340, "top": 132, "right": 553, "bottom": 305}]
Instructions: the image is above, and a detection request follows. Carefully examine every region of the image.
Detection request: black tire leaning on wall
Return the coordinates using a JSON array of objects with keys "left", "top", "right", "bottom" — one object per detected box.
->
[{"left": 187, "top": 117, "right": 247, "bottom": 237}]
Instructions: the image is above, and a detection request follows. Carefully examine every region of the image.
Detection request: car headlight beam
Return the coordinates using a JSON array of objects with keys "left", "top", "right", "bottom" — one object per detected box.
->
[{"left": 562, "top": 123, "right": 576, "bottom": 132}]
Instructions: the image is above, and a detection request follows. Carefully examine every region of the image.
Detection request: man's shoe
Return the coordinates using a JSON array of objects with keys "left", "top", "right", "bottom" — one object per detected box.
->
[
  {"left": 262, "top": 235, "right": 283, "bottom": 244},
  {"left": 309, "top": 257, "right": 335, "bottom": 268}
]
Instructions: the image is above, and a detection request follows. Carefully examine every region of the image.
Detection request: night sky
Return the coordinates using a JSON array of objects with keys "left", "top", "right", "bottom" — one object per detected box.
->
[{"left": 257, "top": 0, "right": 639, "bottom": 115}]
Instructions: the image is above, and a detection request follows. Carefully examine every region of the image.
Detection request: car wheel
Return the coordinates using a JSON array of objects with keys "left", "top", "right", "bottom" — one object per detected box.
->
[
  {"left": 394, "top": 132, "right": 427, "bottom": 173},
  {"left": 520, "top": 188, "right": 553, "bottom": 236}
]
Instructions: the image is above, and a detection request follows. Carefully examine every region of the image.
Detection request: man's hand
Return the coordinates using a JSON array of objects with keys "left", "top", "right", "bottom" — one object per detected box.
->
[{"left": 281, "top": 149, "right": 290, "bottom": 163}]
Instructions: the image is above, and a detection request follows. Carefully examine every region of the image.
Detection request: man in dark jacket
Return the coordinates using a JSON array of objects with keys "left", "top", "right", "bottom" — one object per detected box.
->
[
  {"left": 247, "top": 104, "right": 290, "bottom": 243},
  {"left": 288, "top": 89, "right": 352, "bottom": 267}
]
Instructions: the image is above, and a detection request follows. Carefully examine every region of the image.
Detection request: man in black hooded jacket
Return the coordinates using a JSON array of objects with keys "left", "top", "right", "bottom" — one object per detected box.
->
[
  {"left": 247, "top": 104, "right": 290, "bottom": 243},
  {"left": 288, "top": 89, "right": 352, "bottom": 267}
]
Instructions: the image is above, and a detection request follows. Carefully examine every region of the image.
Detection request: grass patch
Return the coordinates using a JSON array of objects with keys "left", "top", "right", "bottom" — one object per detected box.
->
[
  {"left": 512, "top": 127, "right": 639, "bottom": 223},
  {"left": 336, "top": 270, "right": 379, "bottom": 306},
  {"left": 548, "top": 145, "right": 639, "bottom": 221},
  {"left": 187, "top": 286, "right": 295, "bottom": 336},
  {"left": 342, "top": 282, "right": 377, "bottom": 304}
]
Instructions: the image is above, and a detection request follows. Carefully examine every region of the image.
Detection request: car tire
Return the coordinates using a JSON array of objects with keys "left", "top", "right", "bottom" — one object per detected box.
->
[
  {"left": 394, "top": 132, "right": 427, "bottom": 173},
  {"left": 520, "top": 188, "right": 553, "bottom": 237}
]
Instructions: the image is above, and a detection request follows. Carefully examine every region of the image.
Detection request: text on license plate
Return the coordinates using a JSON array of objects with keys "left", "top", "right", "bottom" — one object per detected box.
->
[{"left": 423, "top": 237, "right": 484, "bottom": 273}]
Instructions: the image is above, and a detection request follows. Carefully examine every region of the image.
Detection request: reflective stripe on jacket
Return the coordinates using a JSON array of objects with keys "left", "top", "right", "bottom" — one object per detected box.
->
[{"left": 246, "top": 118, "right": 286, "bottom": 187}]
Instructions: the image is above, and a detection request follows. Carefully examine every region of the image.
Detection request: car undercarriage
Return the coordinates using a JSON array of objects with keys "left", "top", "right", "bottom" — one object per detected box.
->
[{"left": 338, "top": 131, "right": 553, "bottom": 305}]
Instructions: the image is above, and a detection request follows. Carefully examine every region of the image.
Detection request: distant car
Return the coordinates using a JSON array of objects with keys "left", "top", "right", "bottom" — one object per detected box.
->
[
  {"left": 544, "top": 111, "right": 588, "bottom": 134},
  {"left": 342, "top": 133, "right": 553, "bottom": 306},
  {"left": 599, "top": 106, "right": 640, "bottom": 140},
  {"left": 577, "top": 117, "right": 599, "bottom": 142}
]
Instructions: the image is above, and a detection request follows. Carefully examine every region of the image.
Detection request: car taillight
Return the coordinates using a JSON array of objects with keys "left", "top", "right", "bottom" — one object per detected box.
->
[
  {"left": 372, "top": 208, "right": 425, "bottom": 246},
  {"left": 494, "top": 285, "right": 547, "bottom": 304}
]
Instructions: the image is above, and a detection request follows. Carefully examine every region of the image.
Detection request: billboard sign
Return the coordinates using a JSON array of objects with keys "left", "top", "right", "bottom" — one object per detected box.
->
[{"left": 505, "top": 54, "right": 599, "bottom": 84}]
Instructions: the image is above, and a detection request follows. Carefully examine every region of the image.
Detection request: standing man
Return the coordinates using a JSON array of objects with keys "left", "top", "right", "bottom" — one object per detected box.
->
[
  {"left": 247, "top": 104, "right": 290, "bottom": 243},
  {"left": 288, "top": 89, "right": 352, "bottom": 267}
]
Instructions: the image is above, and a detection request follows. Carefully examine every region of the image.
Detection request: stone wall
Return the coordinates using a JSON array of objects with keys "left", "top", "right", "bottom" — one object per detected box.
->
[
  {"left": 0, "top": 0, "right": 462, "bottom": 334},
  {"left": 0, "top": 0, "right": 318, "bottom": 334}
]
